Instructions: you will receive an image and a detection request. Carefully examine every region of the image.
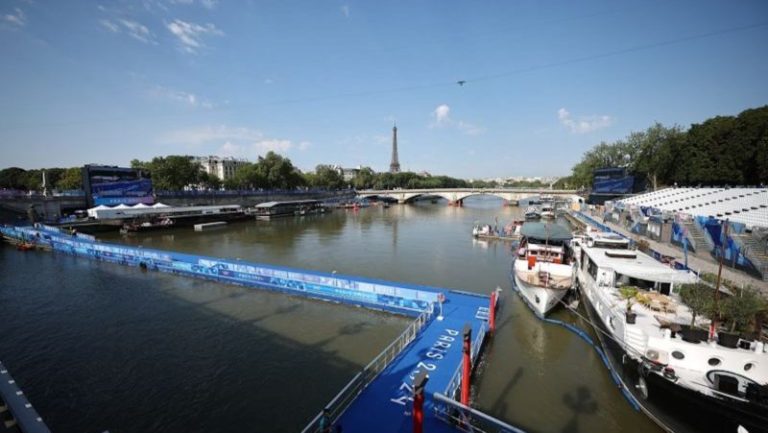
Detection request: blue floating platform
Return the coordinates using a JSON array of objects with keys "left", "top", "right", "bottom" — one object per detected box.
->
[{"left": 1, "top": 225, "right": 493, "bottom": 433}]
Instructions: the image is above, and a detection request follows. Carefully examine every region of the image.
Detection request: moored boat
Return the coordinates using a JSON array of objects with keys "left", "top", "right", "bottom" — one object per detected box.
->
[
  {"left": 576, "top": 230, "right": 768, "bottom": 433},
  {"left": 511, "top": 222, "right": 574, "bottom": 317},
  {"left": 120, "top": 217, "right": 174, "bottom": 234},
  {"left": 524, "top": 206, "right": 541, "bottom": 220},
  {"left": 472, "top": 220, "right": 522, "bottom": 240}
]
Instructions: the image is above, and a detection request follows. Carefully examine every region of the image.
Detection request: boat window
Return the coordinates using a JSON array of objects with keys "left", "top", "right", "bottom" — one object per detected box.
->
[
  {"left": 628, "top": 277, "right": 654, "bottom": 290},
  {"left": 672, "top": 351, "right": 685, "bottom": 360},
  {"left": 587, "top": 259, "right": 598, "bottom": 280},
  {"left": 744, "top": 363, "right": 754, "bottom": 372},
  {"left": 708, "top": 358, "right": 722, "bottom": 367},
  {"left": 658, "top": 282, "right": 671, "bottom": 295}
]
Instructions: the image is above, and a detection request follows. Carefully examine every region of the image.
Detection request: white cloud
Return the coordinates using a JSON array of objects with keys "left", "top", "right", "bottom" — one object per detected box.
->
[
  {"left": 150, "top": 86, "right": 213, "bottom": 108},
  {"left": 432, "top": 104, "right": 451, "bottom": 126},
  {"left": 558, "top": 108, "right": 613, "bottom": 134},
  {"left": 119, "top": 19, "right": 155, "bottom": 44},
  {"left": 264, "top": 78, "right": 274, "bottom": 85},
  {"left": 3, "top": 8, "right": 26, "bottom": 27},
  {"left": 163, "top": 125, "right": 310, "bottom": 158},
  {"left": 457, "top": 120, "right": 485, "bottom": 136},
  {"left": 340, "top": 5, "right": 350, "bottom": 18},
  {"left": 430, "top": 104, "right": 485, "bottom": 135},
  {"left": 166, "top": 19, "right": 223, "bottom": 53},
  {"left": 168, "top": 0, "right": 217, "bottom": 8},
  {"left": 253, "top": 139, "right": 293, "bottom": 153},
  {"left": 200, "top": 0, "right": 218, "bottom": 9},
  {"left": 100, "top": 18, "right": 156, "bottom": 44},
  {"left": 100, "top": 19, "right": 120, "bottom": 33}
]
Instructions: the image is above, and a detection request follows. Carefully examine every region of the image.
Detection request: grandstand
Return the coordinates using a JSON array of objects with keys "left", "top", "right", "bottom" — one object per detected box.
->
[{"left": 619, "top": 187, "right": 768, "bottom": 229}]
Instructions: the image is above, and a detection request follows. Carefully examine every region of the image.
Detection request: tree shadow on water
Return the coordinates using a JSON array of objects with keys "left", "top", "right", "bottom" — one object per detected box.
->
[
  {"left": 489, "top": 366, "right": 524, "bottom": 418},
  {"left": 561, "top": 386, "right": 598, "bottom": 433}
]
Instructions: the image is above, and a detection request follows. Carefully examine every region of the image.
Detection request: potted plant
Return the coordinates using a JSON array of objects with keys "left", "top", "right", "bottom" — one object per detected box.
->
[
  {"left": 679, "top": 283, "right": 712, "bottom": 327},
  {"left": 619, "top": 286, "right": 638, "bottom": 324},
  {"left": 719, "top": 287, "right": 762, "bottom": 348}
]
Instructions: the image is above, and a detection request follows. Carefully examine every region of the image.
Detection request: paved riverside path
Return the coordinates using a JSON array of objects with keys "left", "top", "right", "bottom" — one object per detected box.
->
[
  {"left": 582, "top": 212, "right": 768, "bottom": 297},
  {"left": 335, "top": 292, "right": 490, "bottom": 433}
]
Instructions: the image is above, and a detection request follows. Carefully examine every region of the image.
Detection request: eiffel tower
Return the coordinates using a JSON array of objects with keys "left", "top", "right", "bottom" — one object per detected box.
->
[{"left": 389, "top": 123, "right": 401, "bottom": 173}]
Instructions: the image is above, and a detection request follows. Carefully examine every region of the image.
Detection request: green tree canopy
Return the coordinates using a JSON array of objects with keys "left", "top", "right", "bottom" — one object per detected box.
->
[
  {"left": 311, "top": 165, "right": 345, "bottom": 189},
  {"left": 56, "top": 167, "right": 83, "bottom": 190}
]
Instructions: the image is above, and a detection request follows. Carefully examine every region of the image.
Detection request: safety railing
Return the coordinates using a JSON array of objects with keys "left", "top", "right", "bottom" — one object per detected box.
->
[
  {"left": 300, "top": 304, "right": 434, "bottom": 433},
  {"left": 432, "top": 392, "right": 528, "bottom": 433},
  {"left": 443, "top": 321, "right": 487, "bottom": 399}
]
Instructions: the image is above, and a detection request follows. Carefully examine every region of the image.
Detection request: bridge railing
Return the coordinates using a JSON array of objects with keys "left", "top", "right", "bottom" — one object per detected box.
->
[
  {"left": 301, "top": 304, "right": 434, "bottom": 433},
  {"left": 432, "top": 392, "right": 528, "bottom": 433}
]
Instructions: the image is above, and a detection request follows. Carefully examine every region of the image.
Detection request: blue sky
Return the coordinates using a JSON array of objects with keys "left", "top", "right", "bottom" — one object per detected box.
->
[{"left": 1, "top": 0, "right": 767, "bottom": 178}]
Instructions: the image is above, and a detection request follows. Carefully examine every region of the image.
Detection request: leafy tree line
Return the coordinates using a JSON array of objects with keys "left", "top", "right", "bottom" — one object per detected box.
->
[
  {"left": 130, "top": 152, "right": 307, "bottom": 191},
  {"left": 0, "top": 166, "right": 82, "bottom": 191},
  {"left": 555, "top": 105, "right": 768, "bottom": 190},
  {"left": 3, "top": 152, "right": 483, "bottom": 193}
]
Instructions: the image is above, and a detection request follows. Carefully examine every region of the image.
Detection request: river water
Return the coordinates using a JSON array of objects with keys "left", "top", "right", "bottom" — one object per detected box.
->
[{"left": 0, "top": 197, "right": 659, "bottom": 433}]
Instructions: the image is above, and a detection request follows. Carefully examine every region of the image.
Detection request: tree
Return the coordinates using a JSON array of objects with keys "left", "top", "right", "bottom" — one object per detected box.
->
[
  {"left": 679, "top": 283, "right": 713, "bottom": 327},
  {"left": 199, "top": 172, "right": 222, "bottom": 190},
  {"left": 134, "top": 155, "right": 202, "bottom": 191},
  {"left": 312, "top": 165, "right": 345, "bottom": 189},
  {"left": 628, "top": 123, "right": 684, "bottom": 190},
  {"left": 721, "top": 287, "right": 763, "bottom": 333},
  {"left": 0, "top": 167, "right": 28, "bottom": 190},
  {"left": 352, "top": 167, "right": 375, "bottom": 190},
  {"left": 618, "top": 286, "right": 638, "bottom": 312},
  {"left": 232, "top": 163, "right": 265, "bottom": 189},
  {"left": 56, "top": 167, "right": 83, "bottom": 190},
  {"left": 255, "top": 151, "right": 305, "bottom": 189}
]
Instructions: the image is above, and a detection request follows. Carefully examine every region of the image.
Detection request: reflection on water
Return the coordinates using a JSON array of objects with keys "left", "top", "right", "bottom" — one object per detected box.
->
[{"left": 1, "top": 196, "right": 659, "bottom": 433}]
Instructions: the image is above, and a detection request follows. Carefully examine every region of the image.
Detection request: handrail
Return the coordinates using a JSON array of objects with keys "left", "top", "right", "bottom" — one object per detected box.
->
[
  {"left": 301, "top": 304, "right": 434, "bottom": 433},
  {"left": 443, "top": 321, "right": 487, "bottom": 398},
  {"left": 432, "top": 392, "right": 528, "bottom": 433}
]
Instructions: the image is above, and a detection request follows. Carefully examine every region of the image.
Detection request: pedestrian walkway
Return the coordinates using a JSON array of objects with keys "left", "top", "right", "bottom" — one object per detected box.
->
[
  {"left": 334, "top": 293, "right": 489, "bottom": 433},
  {"left": 594, "top": 214, "right": 768, "bottom": 297}
]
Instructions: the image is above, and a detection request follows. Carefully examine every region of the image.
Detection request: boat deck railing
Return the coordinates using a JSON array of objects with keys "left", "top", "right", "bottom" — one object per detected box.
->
[
  {"left": 432, "top": 392, "right": 527, "bottom": 433},
  {"left": 301, "top": 305, "right": 434, "bottom": 433}
]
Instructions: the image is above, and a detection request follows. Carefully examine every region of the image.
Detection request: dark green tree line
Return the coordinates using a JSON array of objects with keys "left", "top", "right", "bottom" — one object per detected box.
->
[{"left": 565, "top": 105, "right": 768, "bottom": 189}]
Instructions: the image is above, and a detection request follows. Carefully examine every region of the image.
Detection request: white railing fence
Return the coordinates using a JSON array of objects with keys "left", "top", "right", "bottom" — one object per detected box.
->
[{"left": 432, "top": 392, "right": 527, "bottom": 433}]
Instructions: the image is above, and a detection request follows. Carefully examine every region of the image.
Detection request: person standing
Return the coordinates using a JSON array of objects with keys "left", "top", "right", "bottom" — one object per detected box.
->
[{"left": 319, "top": 408, "right": 332, "bottom": 433}]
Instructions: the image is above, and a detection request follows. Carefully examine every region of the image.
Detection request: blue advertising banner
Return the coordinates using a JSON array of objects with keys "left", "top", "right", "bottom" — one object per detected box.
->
[
  {"left": 1, "top": 226, "right": 440, "bottom": 315},
  {"left": 92, "top": 178, "right": 154, "bottom": 205},
  {"left": 592, "top": 176, "right": 634, "bottom": 194}
]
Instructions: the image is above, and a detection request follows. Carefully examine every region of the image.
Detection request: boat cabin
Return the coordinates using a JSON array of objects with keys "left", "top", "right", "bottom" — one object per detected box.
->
[{"left": 517, "top": 222, "right": 573, "bottom": 265}]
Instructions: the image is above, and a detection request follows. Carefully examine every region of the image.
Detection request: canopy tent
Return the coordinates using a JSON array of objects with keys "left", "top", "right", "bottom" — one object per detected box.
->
[
  {"left": 86, "top": 204, "right": 111, "bottom": 218},
  {"left": 521, "top": 222, "right": 572, "bottom": 241}
]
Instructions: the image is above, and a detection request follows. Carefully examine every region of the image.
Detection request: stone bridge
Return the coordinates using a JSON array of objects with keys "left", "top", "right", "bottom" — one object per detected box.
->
[{"left": 358, "top": 188, "right": 582, "bottom": 205}]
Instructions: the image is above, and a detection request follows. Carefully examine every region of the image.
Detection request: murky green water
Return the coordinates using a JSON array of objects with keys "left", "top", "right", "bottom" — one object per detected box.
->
[{"left": 0, "top": 197, "right": 658, "bottom": 433}]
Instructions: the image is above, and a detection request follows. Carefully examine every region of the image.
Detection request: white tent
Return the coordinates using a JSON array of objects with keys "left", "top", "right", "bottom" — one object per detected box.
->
[
  {"left": 87, "top": 204, "right": 111, "bottom": 218},
  {"left": 152, "top": 203, "right": 170, "bottom": 208},
  {"left": 133, "top": 203, "right": 150, "bottom": 208},
  {"left": 114, "top": 204, "right": 130, "bottom": 209}
]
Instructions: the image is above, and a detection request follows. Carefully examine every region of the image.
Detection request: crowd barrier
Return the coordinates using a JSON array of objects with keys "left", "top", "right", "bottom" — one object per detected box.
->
[{"left": 1, "top": 225, "right": 439, "bottom": 316}]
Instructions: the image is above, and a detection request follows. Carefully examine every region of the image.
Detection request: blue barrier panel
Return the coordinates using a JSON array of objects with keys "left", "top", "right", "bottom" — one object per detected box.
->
[{"left": 1, "top": 225, "right": 440, "bottom": 316}]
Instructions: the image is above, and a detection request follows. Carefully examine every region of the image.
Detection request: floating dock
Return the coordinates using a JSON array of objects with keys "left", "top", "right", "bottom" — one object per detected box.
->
[
  {"left": 0, "top": 361, "right": 52, "bottom": 433},
  {"left": 1, "top": 225, "right": 519, "bottom": 433},
  {"left": 194, "top": 221, "right": 227, "bottom": 231}
]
